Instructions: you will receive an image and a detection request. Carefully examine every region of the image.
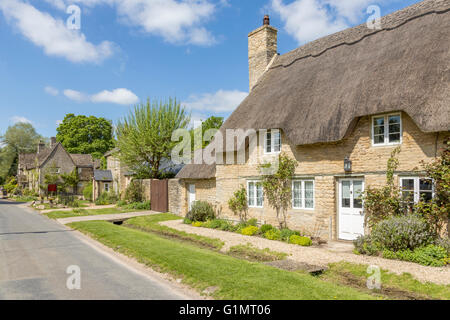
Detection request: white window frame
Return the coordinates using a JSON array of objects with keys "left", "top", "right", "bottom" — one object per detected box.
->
[
  {"left": 247, "top": 180, "right": 264, "bottom": 208},
  {"left": 371, "top": 113, "right": 402, "bottom": 146},
  {"left": 264, "top": 129, "right": 282, "bottom": 154},
  {"left": 399, "top": 177, "right": 434, "bottom": 204},
  {"left": 292, "top": 179, "right": 315, "bottom": 210}
]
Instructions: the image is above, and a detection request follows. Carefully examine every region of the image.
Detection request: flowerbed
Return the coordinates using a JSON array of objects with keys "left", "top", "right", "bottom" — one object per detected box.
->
[{"left": 184, "top": 217, "right": 313, "bottom": 247}]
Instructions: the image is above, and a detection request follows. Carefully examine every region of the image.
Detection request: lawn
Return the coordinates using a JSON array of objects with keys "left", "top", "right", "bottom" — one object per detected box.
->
[
  {"left": 44, "top": 207, "right": 146, "bottom": 219},
  {"left": 69, "top": 218, "right": 374, "bottom": 300},
  {"left": 320, "top": 262, "right": 450, "bottom": 300}
]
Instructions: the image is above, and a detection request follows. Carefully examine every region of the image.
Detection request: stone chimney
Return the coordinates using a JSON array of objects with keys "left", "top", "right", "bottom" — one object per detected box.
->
[
  {"left": 50, "top": 137, "right": 57, "bottom": 148},
  {"left": 248, "top": 15, "right": 278, "bottom": 92},
  {"left": 37, "top": 140, "right": 45, "bottom": 154}
]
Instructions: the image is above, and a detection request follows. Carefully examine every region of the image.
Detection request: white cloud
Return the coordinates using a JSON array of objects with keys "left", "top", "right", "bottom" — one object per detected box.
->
[
  {"left": 0, "top": 0, "right": 114, "bottom": 63},
  {"left": 271, "top": 0, "right": 401, "bottom": 44},
  {"left": 44, "top": 86, "right": 59, "bottom": 96},
  {"left": 56, "top": 120, "right": 63, "bottom": 126},
  {"left": 91, "top": 88, "right": 139, "bottom": 105},
  {"left": 63, "top": 89, "right": 88, "bottom": 102},
  {"left": 11, "top": 116, "right": 32, "bottom": 124},
  {"left": 43, "top": 0, "right": 217, "bottom": 46},
  {"left": 183, "top": 90, "right": 248, "bottom": 113},
  {"left": 64, "top": 88, "right": 139, "bottom": 105}
]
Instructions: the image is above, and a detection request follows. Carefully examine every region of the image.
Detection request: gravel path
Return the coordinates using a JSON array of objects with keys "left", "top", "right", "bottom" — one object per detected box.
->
[
  {"left": 161, "top": 220, "right": 450, "bottom": 285},
  {"left": 57, "top": 211, "right": 158, "bottom": 225}
]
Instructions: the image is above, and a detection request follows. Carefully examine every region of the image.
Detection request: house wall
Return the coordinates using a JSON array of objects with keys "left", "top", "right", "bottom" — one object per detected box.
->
[
  {"left": 106, "top": 155, "right": 130, "bottom": 197},
  {"left": 39, "top": 145, "right": 76, "bottom": 193},
  {"left": 209, "top": 112, "right": 449, "bottom": 240},
  {"left": 170, "top": 178, "right": 217, "bottom": 217}
]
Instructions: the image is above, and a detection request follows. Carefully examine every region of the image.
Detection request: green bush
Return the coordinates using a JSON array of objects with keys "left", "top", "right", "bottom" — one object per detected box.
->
[
  {"left": 183, "top": 218, "right": 192, "bottom": 225},
  {"left": 117, "top": 200, "right": 127, "bottom": 207},
  {"left": 435, "top": 238, "right": 450, "bottom": 255},
  {"left": 83, "top": 182, "right": 93, "bottom": 201},
  {"left": 203, "top": 219, "right": 224, "bottom": 229},
  {"left": 382, "top": 245, "right": 448, "bottom": 267},
  {"left": 95, "top": 191, "right": 118, "bottom": 205},
  {"left": 185, "top": 201, "right": 215, "bottom": 222},
  {"left": 124, "top": 180, "right": 144, "bottom": 203},
  {"left": 192, "top": 221, "right": 203, "bottom": 227},
  {"left": 241, "top": 226, "right": 259, "bottom": 236},
  {"left": 371, "top": 214, "right": 436, "bottom": 251},
  {"left": 264, "top": 229, "right": 281, "bottom": 241},
  {"left": 353, "top": 235, "right": 380, "bottom": 256},
  {"left": 218, "top": 220, "right": 234, "bottom": 231},
  {"left": 259, "top": 224, "right": 274, "bottom": 234},
  {"left": 125, "top": 201, "right": 151, "bottom": 210},
  {"left": 289, "top": 235, "right": 312, "bottom": 246},
  {"left": 247, "top": 218, "right": 258, "bottom": 227},
  {"left": 280, "top": 229, "right": 300, "bottom": 242}
]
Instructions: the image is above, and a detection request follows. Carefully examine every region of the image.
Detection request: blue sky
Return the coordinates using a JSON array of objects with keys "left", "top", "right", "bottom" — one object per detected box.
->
[{"left": 0, "top": 0, "right": 420, "bottom": 138}]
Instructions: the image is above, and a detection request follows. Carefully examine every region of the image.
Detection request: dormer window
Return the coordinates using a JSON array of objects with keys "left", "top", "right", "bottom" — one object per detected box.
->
[
  {"left": 265, "top": 129, "right": 281, "bottom": 154},
  {"left": 372, "top": 113, "right": 402, "bottom": 146}
]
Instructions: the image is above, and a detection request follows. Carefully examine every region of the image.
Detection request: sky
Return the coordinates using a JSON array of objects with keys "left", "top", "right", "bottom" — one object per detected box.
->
[{"left": 0, "top": 0, "right": 421, "bottom": 138}]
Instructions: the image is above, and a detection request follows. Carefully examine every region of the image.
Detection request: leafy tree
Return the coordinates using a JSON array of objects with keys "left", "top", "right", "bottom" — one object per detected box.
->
[
  {"left": 190, "top": 116, "right": 224, "bottom": 151},
  {"left": 116, "top": 98, "right": 190, "bottom": 179},
  {"left": 61, "top": 168, "right": 80, "bottom": 194},
  {"left": 56, "top": 114, "right": 114, "bottom": 159},
  {"left": 228, "top": 185, "right": 248, "bottom": 222},
  {"left": 259, "top": 153, "right": 298, "bottom": 229},
  {"left": 0, "top": 122, "right": 43, "bottom": 180}
]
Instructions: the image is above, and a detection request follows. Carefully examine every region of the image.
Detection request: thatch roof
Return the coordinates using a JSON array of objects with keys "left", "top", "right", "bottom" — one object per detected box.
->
[{"left": 222, "top": 0, "right": 450, "bottom": 146}]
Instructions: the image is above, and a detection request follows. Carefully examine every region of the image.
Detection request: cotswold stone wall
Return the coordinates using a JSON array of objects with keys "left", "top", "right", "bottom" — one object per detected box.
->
[{"left": 214, "top": 112, "right": 448, "bottom": 240}]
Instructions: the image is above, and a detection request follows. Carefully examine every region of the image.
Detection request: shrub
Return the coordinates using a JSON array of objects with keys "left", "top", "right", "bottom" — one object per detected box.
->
[
  {"left": 95, "top": 191, "right": 118, "bottom": 205},
  {"left": 247, "top": 218, "right": 258, "bottom": 227},
  {"left": 280, "top": 229, "right": 300, "bottom": 242},
  {"left": 382, "top": 245, "right": 448, "bottom": 267},
  {"left": 185, "top": 201, "right": 215, "bottom": 222},
  {"left": 264, "top": 229, "right": 281, "bottom": 241},
  {"left": 83, "top": 182, "right": 93, "bottom": 201},
  {"left": 117, "top": 200, "right": 127, "bottom": 207},
  {"left": 192, "top": 221, "right": 203, "bottom": 227},
  {"left": 203, "top": 219, "right": 224, "bottom": 229},
  {"left": 124, "top": 180, "right": 144, "bottom": 203},
  {"left": 435, "top": 238, "right": 450, "bottom": 255},
  {"left": 289, "top": 235, "right": 312, "bottom": 246},
  {"left": 183, "top": 218, "right": 192, "bottom": 225},
  {"left": 371, "top": 214, "right": 436, "bottom": 251},
  {"left": 353, "top": 235, "right": 380, "bottom": 256},
  {"left": 259, "top": 224, "right": 274, "bottom": 234},
  {"left": 218, "top": 220, "right": 234, "bottom": 231},
  {"left": 228, "top": 185, "right": 248, "bottom": 222},
  {"left": 241, "top": 226, "right": 259, "bottom": 236},
  {"left": 125, "top": 201, "right": 151, "bottom": 210}
]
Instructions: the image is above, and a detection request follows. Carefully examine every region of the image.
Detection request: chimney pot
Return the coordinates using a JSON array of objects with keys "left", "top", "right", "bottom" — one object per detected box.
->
[
  {"left": 263, "top": 15, "right": 270, "bottom": 26},
  {"left": 50, "top": 137, "right": 57, "bottom": 148},
  {"left": 37, "top": 140, "right": 45, "bottom": 154}
]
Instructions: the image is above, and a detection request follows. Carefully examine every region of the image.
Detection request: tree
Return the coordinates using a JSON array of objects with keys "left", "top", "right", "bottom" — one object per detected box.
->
[
  {"left": 190, "top": 116, "right": 224, "bottom": 151},
  {"left": 61, "top": 168, "right": 80, "bottom": 194},
  {"left": 0, "top": 122, "right": 43, "bottom": 181},
  {"left": 259, "top": 153, "right": 298, "bottom": 229},
  {"left": 228, "top": 185, "right": 248, "bottom": 222},
  {"left": 116, "top": 98, "right": 190, "bottom": 179},
  {"left": 56, "top": 114, "right": 114, "bottom": 159}
]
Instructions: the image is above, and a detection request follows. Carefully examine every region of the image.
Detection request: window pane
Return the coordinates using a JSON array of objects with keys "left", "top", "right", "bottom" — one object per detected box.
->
[
  {"left": 248, "top": 183, "right": 255, "bottom": 206},
  {"left": 419, "top": 179, "right": 433, "bottom": 191},
  {"left": 389, "top": 115, "right": 400, "bottom": 125},
  {"left": 401, "top": 179, "right": 415, "bottom": 191},
  {"left": 266, "top": 132, "right": 272, "bottom": 153},
  {"left": 373, "top": 126, "right": 384, "bottom": 135},
  {"left": 373, "top": 117, "right": 384, "bottom": 127},
  {"left": 419, "top": 192, "right": 433, "bottom": 202},
  {"left": 273, "top": 130, "right": 281, "bottom": 152},
  {"left": 256, "top": 183, "right": 263, "bottom": 207},
  {"left": 374, "top": 135, "right": 384, "bottom": 144},
  {"left": 389, "top": 123, "right": 401, "bottom": 133},
  {"left": 293, "top": 181, "right": 302, "bottom": 208},
  {"left": 342, "top": 181, "right": 351, "bottom": 208},
  {"left": 353, "top": 181, "right": 363, "bottom": 209},
  {"left": 305, "top": 181, "right": 314, "bottom": 209},
  {"left": 389, "top": 133, "right": 401, "bottom": 143}
]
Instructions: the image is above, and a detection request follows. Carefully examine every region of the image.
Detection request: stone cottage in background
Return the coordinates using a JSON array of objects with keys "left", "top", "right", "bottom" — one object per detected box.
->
[
  {"left": 18, "top": 137, "right": 98, "bottom": 195},
  {"left": 176, "top": 0, "right": 450, "bottom": 241}
]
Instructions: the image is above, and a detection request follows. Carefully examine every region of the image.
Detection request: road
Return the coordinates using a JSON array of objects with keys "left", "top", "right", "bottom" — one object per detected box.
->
[{"left": 0, "top": 200, "right": 189, "bottom": 300}]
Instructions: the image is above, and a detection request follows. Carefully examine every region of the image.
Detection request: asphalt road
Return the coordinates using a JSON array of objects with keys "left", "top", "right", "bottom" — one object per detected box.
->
[{"left": 0, "top": 200, "right": 188, "bottom": 300}]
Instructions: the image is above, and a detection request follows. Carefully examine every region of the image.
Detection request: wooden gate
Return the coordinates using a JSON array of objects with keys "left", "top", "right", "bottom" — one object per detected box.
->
[{"left": 151, "top": 179, "right": 168, "bottom": 212}]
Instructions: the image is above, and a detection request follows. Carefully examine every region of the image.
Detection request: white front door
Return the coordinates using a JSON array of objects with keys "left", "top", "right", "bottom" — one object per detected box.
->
[
  {"left": 188, "top": 184, "right": 196, "bottom": 211},
  {"left": 339, "top": 179, "right": 365, "bottom": 240}
]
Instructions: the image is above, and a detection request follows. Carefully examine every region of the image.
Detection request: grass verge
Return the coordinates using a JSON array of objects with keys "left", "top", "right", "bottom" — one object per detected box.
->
[
  {"left": 44, "top": 207, "right": 145, "bottom": 219},
  {"left": 68, "top": 220, "right": 374, "bottom": 300},
  {"left": 320, "top": 262, "right": 450, "bottom": 300},
  {"left": 124, "top": 214, "right": 224, "bottom": 250}
]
